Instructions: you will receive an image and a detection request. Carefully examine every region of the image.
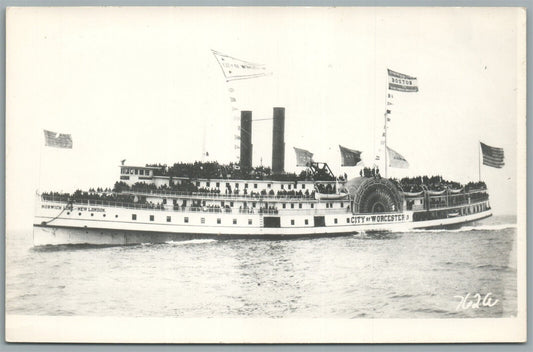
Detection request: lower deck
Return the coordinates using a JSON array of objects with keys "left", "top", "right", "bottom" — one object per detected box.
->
[{"left": 33, "top": 198, "right": 492, "bottom": 245}]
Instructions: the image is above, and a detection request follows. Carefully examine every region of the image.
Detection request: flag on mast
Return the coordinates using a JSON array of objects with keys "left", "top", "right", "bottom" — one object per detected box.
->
[
  {"left": 211, "top": 50, "right": 270, "bottom": 82},
  {"left": 387, "top": 147, "right": 409, "bottom": 168},
  {"left": 212, "top": 49, "right": 271, "bottom": 162},
  {"left": 294, "top": 147, "right": 314, "bottom": 167},
  {"left": 480, "top": 142, "right": 504, "bottom": 168},
  {"left": 339, "top": 145, "right": 362, "bottom": 166},
  {"left": 43, "top": 129, "right": 73, "bottom": 149},
  {"left": 388, "top": 69, "right": 418, "bottom": 92}
]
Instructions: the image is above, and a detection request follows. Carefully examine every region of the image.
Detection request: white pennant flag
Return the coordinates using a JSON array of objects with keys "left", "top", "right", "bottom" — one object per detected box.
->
[
  {"left": 387, "top": 147, "right": 409, "bottom": 168},
  {"left": 212, "top": 49, "right": 270, "bottom": 81}
]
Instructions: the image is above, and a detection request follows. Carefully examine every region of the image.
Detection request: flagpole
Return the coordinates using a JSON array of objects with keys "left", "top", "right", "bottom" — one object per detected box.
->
[
  {"left": 478, "top": 141, "right": 481, "bottom": 182},
  {"left": 384, "top": 111, "right": 388, "bottom": 178},
  {"left": 384, "top": 71, "right": 389, "bottom": 178},
  {"left": 39, "top": 131, "right": 43, "bottom": 193}
]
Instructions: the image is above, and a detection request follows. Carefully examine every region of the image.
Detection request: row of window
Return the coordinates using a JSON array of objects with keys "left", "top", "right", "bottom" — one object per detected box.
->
[
  {"left": 282, "top": 203, "right": 310, "bottom": 209},
  {"left": 326, "top": 202, "right": 344, "bottom": 208},
  {"left": 131, "top": 213, "right": 253, "bottom": 225},
  {"left": 121, "top": 168, "right": 152, "bottom": 176},
  {"left": 64, "top": 211, "right": 352, "bottom": 226},
  {"left": 67, "top": 211, "right": 118, "bottom": 219},
  {"left": 288, "top": 217, "right": 348, "bottom": 225}
]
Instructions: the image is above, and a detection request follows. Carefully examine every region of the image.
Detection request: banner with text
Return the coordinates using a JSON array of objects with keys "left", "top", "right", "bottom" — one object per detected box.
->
[
  {"left": 212, "top": 50, "right": 270, "bottom": 82},
  {"left": 388, "top": 69, "right": 418, "bottom": 92}
]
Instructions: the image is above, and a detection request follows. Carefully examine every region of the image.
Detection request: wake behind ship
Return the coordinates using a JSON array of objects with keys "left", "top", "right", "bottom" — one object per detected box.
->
[{"left": 34, "top": 108, "right": 492, "bottom": 246}]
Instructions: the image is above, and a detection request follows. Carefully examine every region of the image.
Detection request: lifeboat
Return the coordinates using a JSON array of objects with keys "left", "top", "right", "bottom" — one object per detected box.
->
[{"left": 314, "top": 192, "right": 349, "bottom": 200}]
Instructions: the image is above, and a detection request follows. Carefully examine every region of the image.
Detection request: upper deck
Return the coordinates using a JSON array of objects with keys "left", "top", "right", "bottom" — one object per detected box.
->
[{"left": 117, "top": 163, "right": 338, "bottom": 192}]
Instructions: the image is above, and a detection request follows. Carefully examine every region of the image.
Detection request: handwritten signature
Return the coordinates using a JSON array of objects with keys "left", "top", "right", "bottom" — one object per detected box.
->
[{"left": 454, "top": 293, "right": 499, "bottom": 311}]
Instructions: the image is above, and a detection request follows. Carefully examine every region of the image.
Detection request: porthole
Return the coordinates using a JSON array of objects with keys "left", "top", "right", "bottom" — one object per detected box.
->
[
  {"left": 78, "top": 212, "right": 82, "bottom": 216},
  {"left": 103, "top": 214, "right": 106, "bottom": 217},
  {"left": 66, "top": 211, "right": 70, "bottom": 215}
]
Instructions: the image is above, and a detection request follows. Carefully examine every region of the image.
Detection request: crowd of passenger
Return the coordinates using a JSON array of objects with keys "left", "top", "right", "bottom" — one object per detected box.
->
[
  {"left": 41, "top": 190, "right": 136, "bottom": 205},
  {"left": 469, "top": 191, "right": 490, "bottom": 202},
  {"left": 236, "top": 205, "right": 279, "bottom": 214},
  {"left": 114, "top": 181, "right": 199, "bottom": 194},
  {"left": 258, "top": 206, "right": 279, "bottom": 214},
  {"left": 464, "top": 181, "right": 487, "bottom": 192},
  {"left": 391, "top": 176, "right": 487, "bottom": 194},
  {"left": 41, "top": 191, "right": 72, "bottom": 202},
  {"left": 315, "top": 183, "right": 337, "bottom": 194},
  {"left": 276, "top": 189, "right": 315, "bottom": 198},
  {"left": 113, "top": 181, "right": 317, "bottom": 199},
  {"left": 360, "top": 167, "right": 381, "bottom": 178},
  {"left": 187, "top": 204, "right": 224, "bottom": 213},
  {"left": 145, "top": 161, "right": 335, "bottom": 181},
  {"left": 88, "top": 187, "right": 112, "bottom": 193}
]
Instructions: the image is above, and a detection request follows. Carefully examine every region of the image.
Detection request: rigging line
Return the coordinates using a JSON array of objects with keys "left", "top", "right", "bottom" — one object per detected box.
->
[
  {"left": 239, "top": 127, "right": 251, "bottom": 137},
  {"left": 251, "top": 118, "right": 273, "bottom": 122},
  {"left": 40, "top": 200, "right": 73, "bottom": 225}
]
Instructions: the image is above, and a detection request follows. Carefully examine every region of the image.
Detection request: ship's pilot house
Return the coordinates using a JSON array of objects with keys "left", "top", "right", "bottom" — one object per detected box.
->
[{"left": 119, "top": 166, "right": 160, "bottom": 186}]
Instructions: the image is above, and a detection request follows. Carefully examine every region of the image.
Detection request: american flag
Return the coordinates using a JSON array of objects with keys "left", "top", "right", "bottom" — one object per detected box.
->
[
  {"left": 44, "top": 129, "right": 73, "bottom": 149},
  {"left": 480, "top": 142, "right": 504, "bottom": 168}
]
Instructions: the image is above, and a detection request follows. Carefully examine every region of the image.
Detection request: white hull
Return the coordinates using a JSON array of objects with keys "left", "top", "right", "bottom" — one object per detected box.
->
[{"left": 33, "top": 201, "right": 492, "bottom": 245}]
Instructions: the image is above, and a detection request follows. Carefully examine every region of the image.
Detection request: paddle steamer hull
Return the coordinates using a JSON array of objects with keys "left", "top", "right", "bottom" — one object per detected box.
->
[{"left": 33, "top": 199, "right": 492, "bottom": 246}]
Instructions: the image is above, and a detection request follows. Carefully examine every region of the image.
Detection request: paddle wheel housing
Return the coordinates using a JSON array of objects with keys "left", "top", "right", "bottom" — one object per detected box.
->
[{"left": 346, "top": 177, "right": 404, "bottom": 214}]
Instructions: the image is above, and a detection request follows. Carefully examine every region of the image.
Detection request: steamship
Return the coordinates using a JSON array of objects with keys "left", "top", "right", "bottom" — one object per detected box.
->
[{"left": 33, "top": 107, "right": 492, "bottom": 246}]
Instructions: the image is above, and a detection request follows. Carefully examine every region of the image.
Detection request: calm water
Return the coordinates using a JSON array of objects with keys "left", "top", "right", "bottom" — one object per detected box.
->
[{"left": 6, "top": 216, "right": 517, "bottom": 318}]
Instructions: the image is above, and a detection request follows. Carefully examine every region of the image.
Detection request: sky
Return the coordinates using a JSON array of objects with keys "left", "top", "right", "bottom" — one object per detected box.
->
[{"left": 6, "top": 7, "right": 525, "bottom": 230}]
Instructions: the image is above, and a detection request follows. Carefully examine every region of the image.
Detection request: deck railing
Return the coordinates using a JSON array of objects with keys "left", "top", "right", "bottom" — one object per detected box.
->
[
  {"left": 42, "top": 196, "right": 168, "bottom": 211},
  {"left": 123, "top": 189, "right": 318, "bottom": 201},
  {"left": 40, "top": 195, "right": 352, "bottom": 215}
]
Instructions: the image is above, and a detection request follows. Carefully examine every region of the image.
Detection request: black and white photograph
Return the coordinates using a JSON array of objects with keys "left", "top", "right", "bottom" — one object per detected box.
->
[{"left": 5, "top": 6, "right": 526, "bottom": 343}]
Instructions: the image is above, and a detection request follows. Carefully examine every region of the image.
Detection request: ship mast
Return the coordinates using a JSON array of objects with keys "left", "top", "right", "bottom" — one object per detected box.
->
[
  {"left": 383, "top": 71, "right": 389, "bottom": 178},
  {"left": 383, "top": 110, "right": 388, "bottom": 178}
]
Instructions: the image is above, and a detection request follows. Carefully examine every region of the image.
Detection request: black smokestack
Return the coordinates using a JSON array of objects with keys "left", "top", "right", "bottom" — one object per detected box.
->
[
  {"left": 240, "top": 111, "right": 253, "bottom": 170},
  {"left": 272, "top": 107, "right": 285, "bottom": 174}
]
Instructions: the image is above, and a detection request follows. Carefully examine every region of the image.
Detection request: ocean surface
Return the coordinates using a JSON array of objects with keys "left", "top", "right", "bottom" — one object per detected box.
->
[{"left": 6, "top": 215, "right": 517, "bottom": 319}]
